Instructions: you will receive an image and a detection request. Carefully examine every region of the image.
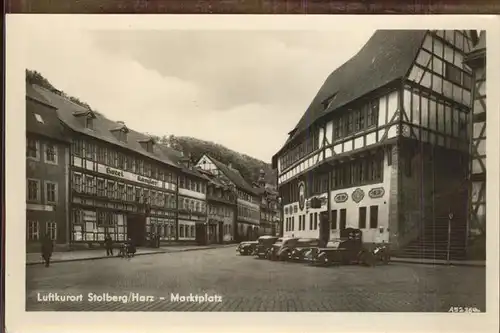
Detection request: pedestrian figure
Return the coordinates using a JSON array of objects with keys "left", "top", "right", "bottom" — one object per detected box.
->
[
  {"left": 41, "top": 233, "right": 53, "bottom": 267},
  {"left": 156, "top": 233, "right": 161, "bottom": 248},
  {"left": 126, "top": 237, "right": 136, "bottom": 258},
  {"left": 104, "top": 233, "right": 113, "bottom": 256}
]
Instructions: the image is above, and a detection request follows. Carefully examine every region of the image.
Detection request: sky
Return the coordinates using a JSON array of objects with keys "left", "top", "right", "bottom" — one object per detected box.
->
[{"left": 25, "top": 25, "right": 374, "bottom": 162}]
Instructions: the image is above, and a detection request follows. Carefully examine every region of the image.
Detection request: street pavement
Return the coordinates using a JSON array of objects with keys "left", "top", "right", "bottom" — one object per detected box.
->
[{"left": 26, "top": 247, "right": 486, "bottom": 312}]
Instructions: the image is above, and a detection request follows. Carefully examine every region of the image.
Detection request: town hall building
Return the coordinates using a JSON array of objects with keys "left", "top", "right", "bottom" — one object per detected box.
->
[{"left": 272, "top": 30, "right": 476, "bottom": 259}]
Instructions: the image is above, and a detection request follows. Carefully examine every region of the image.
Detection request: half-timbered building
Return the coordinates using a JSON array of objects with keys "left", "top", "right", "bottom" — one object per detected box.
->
[
  {"left": 175, "top": 154, "right": 209, "bottom": 243},
  {"left": 200, "top": 169, "right": 237, "bottom": 243},
  {"left": 196, "top": 155, "right": 260, "bottom": 241},
  {"left": 464, "top": 31, "right": 486, "bottom": 245},
  {"left": 26, "top": 82, "right": 71, "bottom": 251},
  {"left": 253, "top": 170, "right": 281, "bottom": 236},
  {"left": 272, "top": 30, "right": 475, "bottom": 259},
  {"left": 33, "top": 85, "right": 181, "bottom": 247}
]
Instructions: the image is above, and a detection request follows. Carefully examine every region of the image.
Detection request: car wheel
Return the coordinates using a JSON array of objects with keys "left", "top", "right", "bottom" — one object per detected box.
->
[{"left": 279, "top": 251, "right": 289, "bottom": 261}]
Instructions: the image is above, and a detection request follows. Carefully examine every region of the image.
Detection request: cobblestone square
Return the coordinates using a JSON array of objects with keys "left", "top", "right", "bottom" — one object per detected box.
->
[{"left": 26, "top": 247, "right": 486, "bottom": 312}]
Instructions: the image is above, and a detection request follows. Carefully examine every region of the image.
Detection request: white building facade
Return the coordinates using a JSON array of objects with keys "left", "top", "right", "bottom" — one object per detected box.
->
[{"left": 274, "top": 30, "right": 475, "bottom": 259}]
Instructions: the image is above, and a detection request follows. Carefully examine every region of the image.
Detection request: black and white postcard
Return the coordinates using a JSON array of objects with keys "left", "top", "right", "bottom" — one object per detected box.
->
[{"left": 4, "top": 14, "right": 500, "bottom": 333}]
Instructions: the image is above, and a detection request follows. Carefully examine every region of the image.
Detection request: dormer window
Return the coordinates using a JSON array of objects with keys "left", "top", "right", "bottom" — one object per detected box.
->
[
  {"left": 110, "top": 121, "right": 129, "bottom": 143},
  {"left": 138, "top": 137, "right": 155, "bottom": 153},
  {"left": 321, "top": 92, "right": 338, "bottom": 111},
  {"left": 85, "top": 116, "right": 94, "bottom": 130},
  {"left": 73, "top": 109, "right": 96, "bottom": 130},
  {"left": 34, "top": 113, "right": 44, "bottom": 124}
]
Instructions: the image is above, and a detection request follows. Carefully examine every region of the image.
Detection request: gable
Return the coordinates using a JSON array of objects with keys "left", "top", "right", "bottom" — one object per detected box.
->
[{"left": 277, "top": 30, "right": 427, "bottom": 156}]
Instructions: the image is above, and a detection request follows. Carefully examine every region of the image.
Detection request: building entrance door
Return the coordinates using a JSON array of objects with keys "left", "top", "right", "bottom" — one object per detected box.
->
[
  {"left": 127, "top": 214, "right": 146, "bottom": 246},
  {"left": 319, "top": 211, "right": 330, "bottom": 246},
  {"left": 218, "top": 222, "right": 224, "bottom": 244},
  {"left": 196, "top": 223, "right": 207, "bottom": 245}
]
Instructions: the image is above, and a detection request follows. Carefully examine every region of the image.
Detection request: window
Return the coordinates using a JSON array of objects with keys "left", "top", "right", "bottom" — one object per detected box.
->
[
  {"left": 72, "top": 139, "right": 84, "bottom": 157},
  {"left": 46, "top": 222, "right": 57, "bottom": 240},
  {"left": 191, "top": 226, "right": 195, "bottom": 238},
  {"left": 309, "top": 213, "right": 313, "bottom": 230},
  {"left": 98, "top": 211, "right": 107, "bottom": 226},
  {"left": 27, "top": 139, "right": 40, "bottom": 160},
  {"left": 358, "top": 207, "right": 367, "bottom": 229},
  {"left": 27, "top": 179, "right": 40, "bottom": 202},
  {"left": 73, "top": 173, "right": 82, "bottom": 192},
  {"left": 445, "top": 63, "right": 462, "bottom": 86},
  {"left": 97, "top": 178, "right": 106, "bottom": 197},
  {"left": 369, "top": 206, "right": 379, "bottom": 229},
  {"left": 126, "top": 185, "right": 134, "bottom": 201},
  {"left": 331, "top": 210, "right": 337, "bottom": 230},
  {"left": 107, "top": 181, "right": 115, "bottom": 198},
  {"left": 340, "top": 209, "right": 347, "bottom": 230},
  {"left": 85, "top": 116, "right": 94, "bottom": 130},
  {"left": 118, "top": 183, "right": 126, "bottom": 201},
  {"left": 45, "top": 182, "right": 58, "bottom": 203},
  {"left": 28, "top": 221, "right": 39, "bottom": 240},
  {"left": 180, "top": 225, "right": 185, "bottom": 238},
  {"left": 354, "top": 110, "right": 365, "bottom": 131},
  {"left": 314, "top": 213, "right": 318, "bottom": 230},
  {"left": 34, "top": 113, "right": 44, "bottom": 123},
  {"left": 463, "top": 72, "right": 472, "bottom": 90}
]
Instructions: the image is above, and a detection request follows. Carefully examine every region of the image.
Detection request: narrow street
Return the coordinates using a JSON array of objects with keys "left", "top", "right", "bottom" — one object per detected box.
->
[{"left": 26, "top": 247, "right": 486, "bottom": 312}]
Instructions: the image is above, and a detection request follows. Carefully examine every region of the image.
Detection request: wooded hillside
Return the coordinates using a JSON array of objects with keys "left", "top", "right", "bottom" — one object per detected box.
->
[{"left": 26, "top": 69, "right": 277, "bottom": 186}]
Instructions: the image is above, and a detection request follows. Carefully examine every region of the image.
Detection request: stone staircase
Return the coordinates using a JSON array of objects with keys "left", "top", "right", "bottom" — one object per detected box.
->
[{"left": 396, "top": 218, "right": 468, "bottom": 260}]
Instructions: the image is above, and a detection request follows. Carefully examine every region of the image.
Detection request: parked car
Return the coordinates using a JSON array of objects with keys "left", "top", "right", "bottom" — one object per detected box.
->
[
  {"left": 236, "top": 241, "right": 258, "bottom": 256},
  {"left": 267, "top": 237, "right": 299, "bottom": 261},
  {"left": 290, "top": 238, "right": 320, "bottom": 262},
  {"left": 255, "top": 235, "right": 280, "bottom": 259},
  {"left": 305, "top": 228, "right": 374, "bottom": 266}
]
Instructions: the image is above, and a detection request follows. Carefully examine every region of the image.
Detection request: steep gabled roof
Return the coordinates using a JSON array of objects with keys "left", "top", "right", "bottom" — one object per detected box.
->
[
  {"left": 32, "top": 84, "right": 179, "bottom": 169},
  {"left": 206, "top": 155, "right": 257, "bottom": 195},
  {"left": 26, "top": 82, "right": 70, "bottom": 142},
  {"left": 279, "top": 30, "right": 427, "bottom": 153}
]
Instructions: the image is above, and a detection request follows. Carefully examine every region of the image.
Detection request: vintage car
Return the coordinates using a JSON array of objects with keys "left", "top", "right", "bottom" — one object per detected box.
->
[
  {"left": 236, "top": 241, "right": 258, "bottom": 256},
  {"left": 255, "top": 235, "right": 280, "bottom": 259},
  {"left": 304, "top": 228, "right": 375, "bottom": 266},
  {"left": 266, "top": 237, "right": 300, "bottom": 261},
  {"left": 289, "top": 238, "right": 321, "bottom": 262}
]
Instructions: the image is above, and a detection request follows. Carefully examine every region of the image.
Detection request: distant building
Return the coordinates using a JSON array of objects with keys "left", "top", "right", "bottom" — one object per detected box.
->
[
  {"left": 464, "top": 31, "right": 486, "bottom": 239},
  {"left": 272, "top": 30, "right": 475, "bottom": 259},
  {"left": 200, "top": 169, "right": 237, "bottom": 243},
  {"left": 253, "top": 170, "right": 281, "bottom": 236},
  {"left": 26, "top": 83, "right": 71, "bottom": 250},
  {"left": 196, "top": 155, "right": 260, "bottom": 241},
  {"left": 175, "top": 154, "right": 209, "bottom": 243}
]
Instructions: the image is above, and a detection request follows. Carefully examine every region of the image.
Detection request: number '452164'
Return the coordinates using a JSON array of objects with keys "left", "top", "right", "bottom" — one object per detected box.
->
[{"left": 448, "top": 306, "right": 481, "bottom": 313}]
